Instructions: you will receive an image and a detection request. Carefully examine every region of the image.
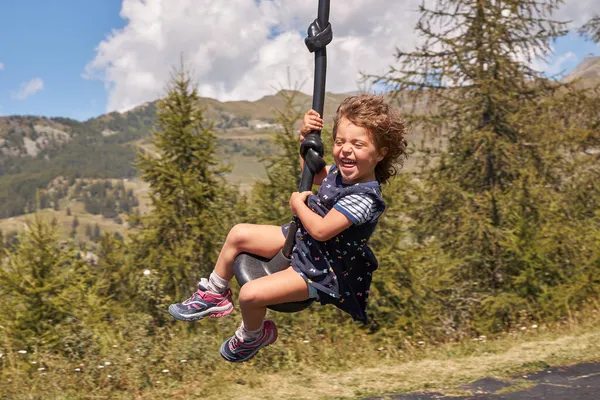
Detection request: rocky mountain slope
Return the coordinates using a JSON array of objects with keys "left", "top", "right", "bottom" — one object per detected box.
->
[
  {"left": 0, "top": 116, "right": 74, "bottom": 158},
  {"left": 0, "top": 56, "right": 598, "bottom": 219},
  {"left": 0, "top": 90, "right": 350, "bottom": 160},
  {"left": 0, "top": 90, "right": 355, "bottom": 218},
  {"left": 564, "top": 55, "right": 600, "bottom": 88}
]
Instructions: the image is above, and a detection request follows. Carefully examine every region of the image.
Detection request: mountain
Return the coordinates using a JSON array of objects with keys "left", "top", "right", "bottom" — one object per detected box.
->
[
  {"left": 0, "top": 90, "right": 351, "bottom": 160},
  {"left": 0, "top": 90, "right": 352, "bottom": 218},
  {"left": 1, "top": 54, "right": 598, "bottom": 219},
  {"left": 0, "top": 116, "right": 74, "bottom": 158},
  {"left": 563, "top": 55, "right": 600, "bottom": 88}
]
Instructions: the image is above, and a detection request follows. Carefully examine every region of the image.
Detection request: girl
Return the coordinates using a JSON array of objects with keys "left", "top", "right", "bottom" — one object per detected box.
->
[{"left": 169, "top": 94, "right": 408, "bottom": 362}]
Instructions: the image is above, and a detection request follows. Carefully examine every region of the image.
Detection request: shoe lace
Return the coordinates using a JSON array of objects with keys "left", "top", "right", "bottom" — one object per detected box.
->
[
  {"left": 184, "top": 278, "right": 211, "bottom": 303},
  {"left": 230, "top": 335, "right": 242, "bottom": 350},
  {"left": 230, "top": 327, "right": 246, "bottom": 350}
]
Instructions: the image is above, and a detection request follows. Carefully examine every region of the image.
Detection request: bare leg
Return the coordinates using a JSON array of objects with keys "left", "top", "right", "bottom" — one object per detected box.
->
[
  {"left": 238, "top": 266, "right": 310, "bottom": 331},
  {"left": 213, "top": 224, "right": 285, "bottom": 281}
]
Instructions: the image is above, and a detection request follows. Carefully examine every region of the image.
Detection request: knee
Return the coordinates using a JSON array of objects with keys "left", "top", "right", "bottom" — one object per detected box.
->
[
  {"left": 239, "top": 282, "right": 264, "bottom": 308},
  {"left": 226, "top": 224, "right": 253, "bottom": 250}
]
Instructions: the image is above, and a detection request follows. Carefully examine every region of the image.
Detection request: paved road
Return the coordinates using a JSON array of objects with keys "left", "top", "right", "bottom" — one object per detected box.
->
[{"left": 367, "top": 362, "right": 600, "bottom": 399}]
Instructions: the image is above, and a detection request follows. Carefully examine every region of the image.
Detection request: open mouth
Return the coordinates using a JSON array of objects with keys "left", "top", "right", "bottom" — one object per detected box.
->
[{"left": 340, "top": 158, "right": 357, "bottom": 168}]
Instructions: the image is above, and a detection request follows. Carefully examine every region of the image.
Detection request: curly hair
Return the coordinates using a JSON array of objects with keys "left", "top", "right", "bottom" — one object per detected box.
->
[{"left": 332, "top": 94, "right": 408, "bottom": 184}]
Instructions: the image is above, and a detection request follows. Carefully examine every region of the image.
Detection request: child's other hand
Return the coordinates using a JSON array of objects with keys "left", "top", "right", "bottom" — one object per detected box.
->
[
  {"left": 289, "top": 191, "right": 312, "bottom": 214},
  {"left": 300, "top": 110, "right": 323, "bottom": 142}
]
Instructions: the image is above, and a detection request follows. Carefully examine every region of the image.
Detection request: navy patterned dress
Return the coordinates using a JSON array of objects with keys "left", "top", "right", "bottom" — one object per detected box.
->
[{"left": 282, "top": 165, "right": 386, "bottom": 324}]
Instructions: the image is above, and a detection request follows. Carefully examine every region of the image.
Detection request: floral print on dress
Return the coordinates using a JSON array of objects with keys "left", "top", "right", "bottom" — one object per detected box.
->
[{"left": 282, "top": 165, "right": 385, "bottom": 324}]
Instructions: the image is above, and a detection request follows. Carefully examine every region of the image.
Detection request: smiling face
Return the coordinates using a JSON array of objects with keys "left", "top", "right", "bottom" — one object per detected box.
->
[{"left": 333, "top": 117, "right": 386, "bottom": 184}]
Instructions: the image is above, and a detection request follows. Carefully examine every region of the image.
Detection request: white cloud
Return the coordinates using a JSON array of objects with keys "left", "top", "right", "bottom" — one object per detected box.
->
[
  {"left": 12, "top": 78, "right": 44, "bottom": 100},
  {"left": 557, "top": 0, "right": 599, "bottom": 27},
  {"left": 85, "top": 0, "right": 598, "bottom": 113},
  {"left": 534, "top": 51, "right": 578, "bottom": 77},
  {"left": 84, "top": 0, "right": 420, "bottom": 113},
  {"left": 0, "top": 62, "right": 4, "bottom": 71}
]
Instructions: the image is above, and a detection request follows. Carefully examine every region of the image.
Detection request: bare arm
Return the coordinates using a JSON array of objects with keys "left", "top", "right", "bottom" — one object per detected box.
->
[{"left": 290, "top": 191, "right": 353, "bottom": 241}]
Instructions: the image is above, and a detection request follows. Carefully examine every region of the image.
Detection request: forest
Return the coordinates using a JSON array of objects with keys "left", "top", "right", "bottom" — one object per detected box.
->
[{"left": 0, "top": 2, "right": 599, "bottom": 399}]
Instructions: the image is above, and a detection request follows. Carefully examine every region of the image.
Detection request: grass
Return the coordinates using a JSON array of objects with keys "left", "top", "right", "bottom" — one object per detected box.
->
[
  {"left": 0, "top": 151, "right": 267, "bottom": 244},
  {"left": 0, "top": 152, "right": 267, "bottom": 244},
  {"left": 0, "top": 178, "right": 151, "bottom": 246},
  {"left": 0, "top": 207, "right": 127, "bottom": 243},
  {"left": 1, "top": 121, "right": 426, "bottom": 241},
  {"left": 221, "top": 154, "right": 268, "bottom": 192},
  {"left": 192, "top": 316, "right": 600, "bottom": 400},
  {"left": 494, "top": 379, "right": 536, "bottom": 395},
  {"left": 2, "top": 310, "right": 598, "bottom": 399}
]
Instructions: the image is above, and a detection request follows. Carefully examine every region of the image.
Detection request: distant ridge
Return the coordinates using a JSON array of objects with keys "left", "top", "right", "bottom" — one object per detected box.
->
[{"left": 563, "top": 54, "right": 600, "bottom": 88}]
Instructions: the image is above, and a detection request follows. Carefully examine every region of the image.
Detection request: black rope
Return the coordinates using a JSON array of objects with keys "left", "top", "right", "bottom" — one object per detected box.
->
[{"left": 282, "top": 0, "right": 332, "bottom": 258}]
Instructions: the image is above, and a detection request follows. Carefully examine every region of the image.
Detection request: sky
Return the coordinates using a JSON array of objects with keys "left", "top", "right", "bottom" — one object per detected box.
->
[{"left": 0, "top": 0, "right": 598, "bottom": 122}]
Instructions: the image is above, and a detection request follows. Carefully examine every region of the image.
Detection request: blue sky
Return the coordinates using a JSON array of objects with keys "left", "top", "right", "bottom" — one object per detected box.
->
[
  {"left": 544, "top": 32, "right": 599, "bottom": 76},
  {"left": 0, "top": 1, "right": 598, "bottom": 122},
  {"left": 0, "top": 0, "right": 124, "bottom": 121}
]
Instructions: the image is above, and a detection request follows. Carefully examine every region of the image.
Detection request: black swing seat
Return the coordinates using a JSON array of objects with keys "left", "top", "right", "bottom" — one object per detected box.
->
[{"left": 233, "top": 250, "right": 315, "bottom": 313}]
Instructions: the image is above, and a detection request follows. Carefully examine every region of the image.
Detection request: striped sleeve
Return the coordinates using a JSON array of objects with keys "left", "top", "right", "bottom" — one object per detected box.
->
[{"left": 333, "top": 194, "right": 377, "bottom": 225}]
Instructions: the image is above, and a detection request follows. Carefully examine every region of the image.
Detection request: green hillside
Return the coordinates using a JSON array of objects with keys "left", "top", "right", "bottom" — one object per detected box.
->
[
  {"left": 0, "top": 90, "right": 321, "bottom": 218},
  {"left": 1, "top": 10, "right": 600, "bottom": 397},
  {"left": 1, "top": 52, "right": 598, "bottom": 220}
]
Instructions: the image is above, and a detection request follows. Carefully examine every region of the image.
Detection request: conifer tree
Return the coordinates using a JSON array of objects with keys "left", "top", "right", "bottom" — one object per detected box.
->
[
  {"left": 94, "top": 223, "right": 101, "bottom": 242},
  {"left": 0, "top": 216, "right": 94, "bottom": 354},
  {"left": 93, "top": 232, "right": 135, "bottom": 305},
  {"left": 131, "top": 62, "right": 240, "bottom": 303},
  {"left": 249, "top": 89, "right": 335, "bottom": 225},
  {"left": 70, "top": 215, "right": 79, "bottom": 238},
  {"left": 371, "top": 0, "right": 599, "bottom": 333},
  {"left": 580, "top": 15, "right": 600, "bottom": 42},
  {"left": 249, "top": 90, "right": 304, "bottom": 224}
]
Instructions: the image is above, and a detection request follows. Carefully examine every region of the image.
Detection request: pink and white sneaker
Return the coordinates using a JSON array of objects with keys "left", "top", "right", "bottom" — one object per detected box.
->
[
  {"left": 220, "top": 320, "right": 278, "bottom": 362},
  {"left": 168, "top": 279, "right": 234, "bottom": 321}
]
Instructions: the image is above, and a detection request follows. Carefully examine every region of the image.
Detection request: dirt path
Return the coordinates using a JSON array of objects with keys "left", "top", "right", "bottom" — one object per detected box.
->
[{"left": 369, "top": 362, "right": 600, "bottom": 399}]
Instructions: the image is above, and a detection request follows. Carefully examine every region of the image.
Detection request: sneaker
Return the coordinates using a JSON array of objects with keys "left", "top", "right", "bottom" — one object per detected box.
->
[
  {"left": 168, "top": 278, "right": 234, "bottom": 321},
  {"left": 220, "top": 320, "right": 278, "bottom": 362}
]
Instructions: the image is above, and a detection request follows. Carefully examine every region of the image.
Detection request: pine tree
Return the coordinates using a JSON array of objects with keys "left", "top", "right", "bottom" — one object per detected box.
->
[
  {"left": 248, "top": 88, "right": 337, "bottom": 225},
  {"left": 248, "top": 90, "right": 304, "bottom": 224},
  {"left": 71, "top": 215, "right": 79, "bottom": 238},
  {"left": 371, "top": 0, "right": 600, "bottom": 334},
  {"left": 4, "top": 231, "right": 19, "bottom": 250},
  {"left": 93, "top": 232, "right": 135, "bottom": 304},
  {"left": 0, "top": 216, "right": 94, "bottom": 354},
  {"left": 580, "top": 15, "right": 600, "bottom": 42},
  {"left": 52, "top": 193, "right": 60, "bottom": 211},
  {"left": 131, "top": 62, "right": 241, "bottom": 304},
  {"left": 93, "top": 223, "right": 101, "bottom": 241}
]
